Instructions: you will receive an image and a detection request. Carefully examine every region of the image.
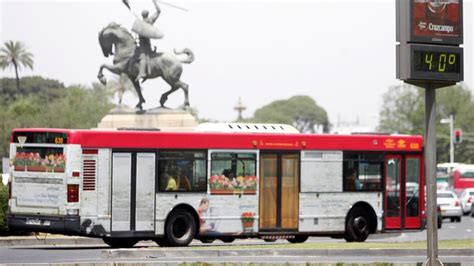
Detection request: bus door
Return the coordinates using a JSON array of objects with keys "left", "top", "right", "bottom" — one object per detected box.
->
[
  {"left": 384, "top": 155, "right": 422, "bottom": 229},
  {"left": 259, "top": 152, "right": 299, "bottom": 231},
  {"left": 111, "top": 152, "right": 156, "bottom": 233}
]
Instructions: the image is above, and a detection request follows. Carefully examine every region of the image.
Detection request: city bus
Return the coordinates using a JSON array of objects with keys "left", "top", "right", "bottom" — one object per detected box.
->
[
  {"left": 7, "top": 124, "right": 425, "bottom": 248},
  {"left": 448, "top": 164, "right": 474, "bottom": 193}
]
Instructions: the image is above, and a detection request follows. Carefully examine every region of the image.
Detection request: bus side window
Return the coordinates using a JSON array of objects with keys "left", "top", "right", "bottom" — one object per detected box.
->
[{"left": 158, "top": 150, "right": 207, "bottom": 192}]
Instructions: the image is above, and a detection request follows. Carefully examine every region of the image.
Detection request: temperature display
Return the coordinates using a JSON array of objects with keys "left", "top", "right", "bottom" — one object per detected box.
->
[{"left": 414, "top": 51, "right": 461, "bottom": 74}]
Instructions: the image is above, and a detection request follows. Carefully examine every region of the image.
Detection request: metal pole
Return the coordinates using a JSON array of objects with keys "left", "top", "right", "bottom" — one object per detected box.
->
[
  {"left": 424, "top": 87, "right": 442, "bottom": 266},
  {"left": 449, "top": 114, "right": 454, "bottom": 163}
]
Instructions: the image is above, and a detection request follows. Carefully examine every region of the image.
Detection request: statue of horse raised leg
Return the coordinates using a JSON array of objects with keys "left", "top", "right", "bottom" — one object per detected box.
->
[{"left": 98, "top": 23, "right": 194, "bottom": 111}]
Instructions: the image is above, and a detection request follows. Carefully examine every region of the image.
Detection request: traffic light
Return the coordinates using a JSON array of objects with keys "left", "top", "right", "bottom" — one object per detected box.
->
[{"left": 454, "top": 128, "right": 463, "bottom": 144}]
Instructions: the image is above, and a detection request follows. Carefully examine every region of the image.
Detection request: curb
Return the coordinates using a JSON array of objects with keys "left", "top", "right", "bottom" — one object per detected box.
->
[
  {"left": 0, "top": 237, "right": 103, "bottom": 247},
  {"left": 104, "top": 248, "right": 474, "bottom": 259}
]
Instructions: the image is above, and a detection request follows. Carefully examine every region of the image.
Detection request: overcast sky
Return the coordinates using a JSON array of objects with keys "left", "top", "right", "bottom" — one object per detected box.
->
[{"left": 1, "top": 0, "right": 472, "bottom": 130}]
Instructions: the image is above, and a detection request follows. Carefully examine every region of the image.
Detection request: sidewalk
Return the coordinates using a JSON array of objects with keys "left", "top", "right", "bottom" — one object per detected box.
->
[
  {"left": 0, "top": 235, "right": 102, "bottom": 247},
  {"left": 1, "top": 235, "right": 473, "bottom": 258}
]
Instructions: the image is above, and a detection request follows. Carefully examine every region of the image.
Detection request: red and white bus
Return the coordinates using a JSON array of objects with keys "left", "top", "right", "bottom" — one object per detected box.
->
[
  {"left": 448, "top": 164, "right": 474, "bottom": 193},
  {"left": 7, "top": 124, "right": 425, "bottom": 247}
]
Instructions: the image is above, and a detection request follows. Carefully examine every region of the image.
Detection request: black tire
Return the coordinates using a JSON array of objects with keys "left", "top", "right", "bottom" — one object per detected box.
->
[
  {"left": 220, "top": 237, "right": 235, "bottom": 243},
  {"left": 344, "top": 207, "right": 371, "bottom": 242},
  {"left": 165, "top": 209, "right": 196, "bottom": 247},
  {"left": 437, "top": 217, "right": 442, "bottom": 229},
  {"left": 102, "top": 237, "right": 138, "bottom": 248},
  {"left": 287, "top": 235, "right": 309, "bottom": 243},
  {"left": 450, "top": 217, "right": 456, "bottom": 222},
  {"left": 456, "top": 216, "right": 462, "bottom": 223},
  {"left": 471, "top": 211, "right": 474, "bottom": 218}
]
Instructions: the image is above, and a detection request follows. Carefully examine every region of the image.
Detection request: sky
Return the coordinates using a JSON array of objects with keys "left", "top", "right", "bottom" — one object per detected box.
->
[{"left": 0, "top": 0, "right": 472, "bottom": 131}]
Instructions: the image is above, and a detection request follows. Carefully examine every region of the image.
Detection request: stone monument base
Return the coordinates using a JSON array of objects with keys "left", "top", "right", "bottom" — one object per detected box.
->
[{"left": 97, "top": 105, "right": 198, "bottom": 132}]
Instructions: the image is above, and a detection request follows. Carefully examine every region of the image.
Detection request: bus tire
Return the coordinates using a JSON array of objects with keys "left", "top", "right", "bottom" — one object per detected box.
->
[
  {"left": 102, "top": 237, "right": 138, "bottom": 248},
  {"left": 344, "top": 207, "right": 370, "bottom": 242},
  {"left": 165, "top": 209, "right": 196, "bottom": 247},
  {"left": 287, "top": 235, "right": 309, "bottom": 243}
]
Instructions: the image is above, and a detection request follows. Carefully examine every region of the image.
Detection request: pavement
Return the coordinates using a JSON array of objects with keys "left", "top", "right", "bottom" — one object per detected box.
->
[{"left": 0, "top": 235, "right": 473, "bottom": 258}]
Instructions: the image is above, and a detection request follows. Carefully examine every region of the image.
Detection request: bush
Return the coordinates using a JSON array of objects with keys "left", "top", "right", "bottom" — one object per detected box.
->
[{"left": 0, "top": 182, "right": 8, "bottom": 234}]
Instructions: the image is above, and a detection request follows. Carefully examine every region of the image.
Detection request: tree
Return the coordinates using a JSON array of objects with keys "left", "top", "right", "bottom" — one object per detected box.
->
[
  {"left": 0, "top": 41, "right": 34, "bottom": 91},
  {"left": 378, "top": 83, "right": 474, "bottom": 163},
  {"left": 107, "top": 74, "right": 135, "bottom": 105},
  {"left": 252, "top": 95, "right": 329, "bottom": 133}
]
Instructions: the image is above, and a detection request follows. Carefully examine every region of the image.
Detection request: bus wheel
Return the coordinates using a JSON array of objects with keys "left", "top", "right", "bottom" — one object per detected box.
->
[
  {"left": 344, "top": 207, "right": 370, "bottom": 242},
  {"left": 102, "top": 237, "right": 138, "bottom": 248},
  {"left": 287, "top": 235, "right": 309, "bottom": 243},
  {"left": 165, "top": 210, "right": 196, "bottom": 247}
]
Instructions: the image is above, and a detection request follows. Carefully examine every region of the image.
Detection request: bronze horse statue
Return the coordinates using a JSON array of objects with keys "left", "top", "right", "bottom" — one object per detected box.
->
[{"left": 98, "top": 23, "right": 194, "bottom": 110}]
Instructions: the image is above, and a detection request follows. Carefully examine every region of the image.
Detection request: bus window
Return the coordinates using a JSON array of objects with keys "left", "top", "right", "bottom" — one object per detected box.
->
[
  {"left": 210, "top": 152, "right": 257, "bottom": 195},
  {"left": 157, "top": 150, "right": 207, "bottom": 192},
  {"left": 343, "top": 153, "right": 383, "bottom": 192},
  {"left": 13, "top": 147, "right": 65, "bottom": 173}
]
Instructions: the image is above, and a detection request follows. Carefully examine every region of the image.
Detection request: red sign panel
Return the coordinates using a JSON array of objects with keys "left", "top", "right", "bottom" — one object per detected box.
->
[{"left": 412, "top": 0, "right": 462, "bottom": 44}]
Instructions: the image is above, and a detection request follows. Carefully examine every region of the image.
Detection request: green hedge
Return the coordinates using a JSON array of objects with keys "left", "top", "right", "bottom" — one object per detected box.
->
[{"left": 0, "top": 182, "right": 8, "bottom": 234}]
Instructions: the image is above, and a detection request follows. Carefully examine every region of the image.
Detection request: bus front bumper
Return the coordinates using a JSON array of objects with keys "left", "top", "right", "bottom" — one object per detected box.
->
[{"left": 7, "top": 213, "right": 81, "bottom": 235}]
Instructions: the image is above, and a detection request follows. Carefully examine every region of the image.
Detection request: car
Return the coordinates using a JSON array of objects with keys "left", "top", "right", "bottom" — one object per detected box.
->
[
  {"left": 458, "top": 188, "right": 474, "bottom": 215},
  {"left": 437, "top": 190, "right": 462, "bottom": 222}
]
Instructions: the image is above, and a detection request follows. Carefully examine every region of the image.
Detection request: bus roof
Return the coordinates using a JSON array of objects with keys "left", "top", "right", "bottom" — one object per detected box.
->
[{"left": 11, "top": 128, "right": 423, "bottom": 152}]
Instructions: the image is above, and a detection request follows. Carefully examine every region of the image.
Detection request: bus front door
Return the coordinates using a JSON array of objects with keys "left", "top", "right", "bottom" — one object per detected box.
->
[
  {"left": 384, "top": 155, "right": 422, "bottom": 230},
  {"left": 111, "top": 152, "right": 156, "bottom": 233},
  {"left": 259, "top": 153, "right": 299, "bottom": 231}
]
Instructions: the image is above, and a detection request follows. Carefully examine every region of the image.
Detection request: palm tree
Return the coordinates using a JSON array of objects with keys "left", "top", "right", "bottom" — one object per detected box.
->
[
  {"left": 0, "top": 41, "right": 34, "bottom": 91},
  {"left": 107, "top": 73, "right": 135, "bottom": 105}
]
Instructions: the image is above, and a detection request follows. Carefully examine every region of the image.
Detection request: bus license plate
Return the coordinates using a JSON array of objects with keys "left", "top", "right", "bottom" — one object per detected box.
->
[
  {"left": 25, "top": 219, "right": 41, "bottom": 225},
  {"left": 26, "top": 219, "right": 50, "bottom": 226}
]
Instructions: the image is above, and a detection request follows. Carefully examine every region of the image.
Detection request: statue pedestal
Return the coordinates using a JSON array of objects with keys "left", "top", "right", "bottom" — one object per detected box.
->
[{"left": 97, "top": 106, "right": 198, "bottom": 132}]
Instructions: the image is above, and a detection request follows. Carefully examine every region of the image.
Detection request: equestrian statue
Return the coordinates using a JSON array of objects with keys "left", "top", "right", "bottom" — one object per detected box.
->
[{"left": 97, "top": 0, "right": 194, "bottom": 111}]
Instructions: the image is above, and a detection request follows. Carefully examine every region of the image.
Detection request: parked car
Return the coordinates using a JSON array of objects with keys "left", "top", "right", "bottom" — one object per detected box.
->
[
  {"left": 437, "top": 190, "right": 462, "bottom": 222},
  {"left": 458, "top": 188, "right": 474, "bottom": 215}
]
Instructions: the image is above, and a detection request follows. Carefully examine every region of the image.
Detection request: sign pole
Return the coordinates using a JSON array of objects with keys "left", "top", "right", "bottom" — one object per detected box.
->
[{"left": 424, "top": 86, "right": 442, "bottom": 266}]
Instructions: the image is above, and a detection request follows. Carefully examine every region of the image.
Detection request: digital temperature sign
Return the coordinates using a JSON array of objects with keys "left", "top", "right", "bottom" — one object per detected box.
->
[{"left": 397, "top": 43, "right": 463, "bottom": 82}]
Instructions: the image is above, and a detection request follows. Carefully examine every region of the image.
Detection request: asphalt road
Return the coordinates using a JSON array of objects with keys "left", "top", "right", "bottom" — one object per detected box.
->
[{"left": 0, "top": 215, "right": 472, "bottom": 264}]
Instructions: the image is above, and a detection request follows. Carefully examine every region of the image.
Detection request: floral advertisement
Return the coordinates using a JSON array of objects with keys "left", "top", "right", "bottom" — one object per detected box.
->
[
  {"left": 13, "top": 152, "right": 66, "bottom": 173},
  {"left": 209, "top": 174, "right": 257, "bottom": 195}
]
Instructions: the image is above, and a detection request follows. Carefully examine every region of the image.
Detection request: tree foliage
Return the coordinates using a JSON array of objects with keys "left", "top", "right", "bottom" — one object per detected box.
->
[
  {"left": 0, "top": 77, "right": 114, "bottom": 163},
  {"left": 252, "top": 95, "right": 329, "bottom": 133},
  {"left": 1, "top": 76, "right": 65, "bottom": 104},
  {"left": 0, "top": 41, "right": 34, "bottom": 91},
  {"left": 378, "top": 83, "right": 474, "bottom": 163}
]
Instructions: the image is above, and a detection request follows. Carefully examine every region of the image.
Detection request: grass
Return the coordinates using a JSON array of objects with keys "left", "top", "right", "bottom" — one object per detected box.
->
[{"left": 183, "top": 239, "right": 474, "bottom": 250}]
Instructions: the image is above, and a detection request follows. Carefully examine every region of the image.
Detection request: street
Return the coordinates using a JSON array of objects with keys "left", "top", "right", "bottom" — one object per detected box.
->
[{"left": 0, "top": 215, "right": 472, "bottom": 264}]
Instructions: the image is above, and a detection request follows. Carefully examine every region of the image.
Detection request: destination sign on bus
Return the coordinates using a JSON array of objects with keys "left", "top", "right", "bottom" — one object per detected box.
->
[{"left": 12, "top": 131, "right": 68, "bottom": 144}]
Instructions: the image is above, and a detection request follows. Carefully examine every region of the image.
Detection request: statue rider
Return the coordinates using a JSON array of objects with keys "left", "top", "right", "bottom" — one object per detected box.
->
[{"left": 136, "top": 0, "right": 162, "bottom": 82}]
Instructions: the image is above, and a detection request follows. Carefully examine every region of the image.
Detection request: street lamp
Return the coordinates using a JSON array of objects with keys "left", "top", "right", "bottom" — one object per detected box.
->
[{"left": 440, "top": 114, "right": 454, "bottom": 163}]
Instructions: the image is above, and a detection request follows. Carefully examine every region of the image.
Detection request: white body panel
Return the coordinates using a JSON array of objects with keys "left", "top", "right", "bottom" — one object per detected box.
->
[
  {"left": 111, "top": 153, "right": 132, "bottom": 231},
  {"left": 135, "top": 153, "right": 156, "bottom": 231}
]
